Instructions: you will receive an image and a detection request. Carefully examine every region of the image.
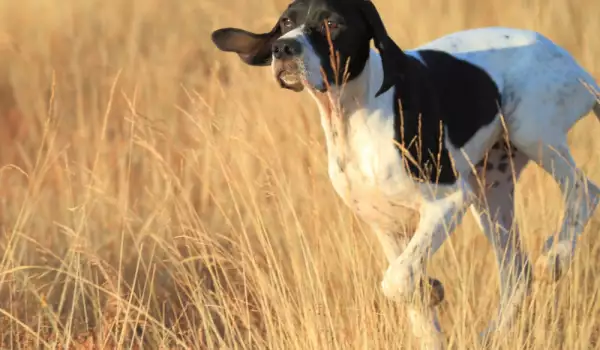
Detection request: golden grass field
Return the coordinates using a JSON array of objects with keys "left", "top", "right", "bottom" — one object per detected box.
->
[{"left": 0, "top": 0, "right": 600, "bottom": 348}]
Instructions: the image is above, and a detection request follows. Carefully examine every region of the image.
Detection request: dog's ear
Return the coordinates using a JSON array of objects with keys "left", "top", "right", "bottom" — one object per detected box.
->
[
  {"left": 211, "top": 22, "right": 281, "bottom": 66},
  {"left": 358, "top": 0, "right": 407, "bottom": 97}
]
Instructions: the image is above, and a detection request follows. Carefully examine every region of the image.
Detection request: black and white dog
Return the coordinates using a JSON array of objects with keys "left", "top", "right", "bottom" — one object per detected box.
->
[{"left": 211, "top": 0, "right": 600, "bottom": 347}]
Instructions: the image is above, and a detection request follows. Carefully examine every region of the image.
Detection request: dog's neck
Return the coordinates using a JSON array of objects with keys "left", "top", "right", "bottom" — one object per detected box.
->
[
  {"left": 306, "top": 48, "right": 389, "bottom": 167},
  {"left": 307, "top": 48, "right": 383, "bottom": 120}
]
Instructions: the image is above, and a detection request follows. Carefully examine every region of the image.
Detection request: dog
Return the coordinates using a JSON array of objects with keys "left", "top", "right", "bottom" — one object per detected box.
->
[{"left": 210, "top": 0, "right": 600, "bottom": 347}]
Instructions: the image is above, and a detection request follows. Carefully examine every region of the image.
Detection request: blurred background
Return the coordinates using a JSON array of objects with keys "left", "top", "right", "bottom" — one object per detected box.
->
[{"left": 0, "top": 0, "right": 599, "bottom": 348}]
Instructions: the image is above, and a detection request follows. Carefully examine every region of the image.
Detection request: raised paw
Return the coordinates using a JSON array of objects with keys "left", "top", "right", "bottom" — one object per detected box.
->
[
  {"left": 381, "top": 263, "right": 419, "bottom": 303},
  {"left": 381, "top": 264, "right": 444, "bottom": 306}
]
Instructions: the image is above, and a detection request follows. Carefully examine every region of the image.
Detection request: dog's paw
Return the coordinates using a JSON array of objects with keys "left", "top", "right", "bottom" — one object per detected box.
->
[
  {"left": 535, "top": 242, "right": 574, "bottom": 283},
  {"left": 381, "top": 262, "right": 419, "bottom": 303},
  {"left": 381, "top": 261, "right": 445, "bottom": 306}
]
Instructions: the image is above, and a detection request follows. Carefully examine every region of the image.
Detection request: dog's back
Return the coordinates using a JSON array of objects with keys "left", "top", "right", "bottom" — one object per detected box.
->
[{"left": 411, "top": 26, "right": 599, "bottom": 136}]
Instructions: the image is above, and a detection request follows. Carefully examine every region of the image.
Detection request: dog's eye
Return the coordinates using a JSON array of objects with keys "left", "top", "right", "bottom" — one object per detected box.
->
[
  {"left": 281, "top": 17, "right": 293, "bottom": 28},
  {"left": 322, "top": 20, "right": 340, "bottom": 33}
]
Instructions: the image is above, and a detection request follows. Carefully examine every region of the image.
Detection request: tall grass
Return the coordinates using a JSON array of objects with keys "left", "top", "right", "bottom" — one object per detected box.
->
[{"left": 0, "top": 0, "right": 599, "bottom": 348}]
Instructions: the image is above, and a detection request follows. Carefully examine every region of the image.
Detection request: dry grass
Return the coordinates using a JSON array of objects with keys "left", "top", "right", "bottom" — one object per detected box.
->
[{"left": 0, "top": 0, "right": 600, "bottom": 348}]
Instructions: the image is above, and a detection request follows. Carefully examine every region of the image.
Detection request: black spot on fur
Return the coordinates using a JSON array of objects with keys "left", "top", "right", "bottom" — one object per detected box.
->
[
  {"left": 498, "top": 162, "right": 509, "bottom": 173},
  {"left": 495, "top": 141, "right": 519, "bottom": 162}
]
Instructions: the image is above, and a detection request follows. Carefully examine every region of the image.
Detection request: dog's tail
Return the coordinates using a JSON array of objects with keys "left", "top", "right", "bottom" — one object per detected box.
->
[{"left": 587, "top": 78, "right": 600, "bottom": 122}]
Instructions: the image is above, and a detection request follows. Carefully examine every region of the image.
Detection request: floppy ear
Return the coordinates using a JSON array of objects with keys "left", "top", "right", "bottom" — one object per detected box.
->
[
  {"left": 211, "top": 23, "right": 282, "bottom": 66},
  {"left": 358, "top": 0, "right": 407, "bottom": 97}
]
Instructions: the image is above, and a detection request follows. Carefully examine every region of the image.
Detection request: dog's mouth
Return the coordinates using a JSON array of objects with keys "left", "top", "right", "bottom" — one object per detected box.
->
[
  {"left": 278, "top": 71, "right": 302, "bottom": 86},
  {"left": 276, "top": 69, "right": 305, "bottom": 92},
  {"left": 273, "top": 60, "right": 305, "bottom": 92}
]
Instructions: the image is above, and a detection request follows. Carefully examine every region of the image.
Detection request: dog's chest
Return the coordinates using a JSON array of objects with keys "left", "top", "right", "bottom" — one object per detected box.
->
[{"left": 325, "top": 110, "right": 423, "bottom": 231}]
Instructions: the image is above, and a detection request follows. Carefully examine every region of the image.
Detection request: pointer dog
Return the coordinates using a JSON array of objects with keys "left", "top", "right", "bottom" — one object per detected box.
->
[{"left": 211, "top": 0, "right": 600, "bottom": 347}]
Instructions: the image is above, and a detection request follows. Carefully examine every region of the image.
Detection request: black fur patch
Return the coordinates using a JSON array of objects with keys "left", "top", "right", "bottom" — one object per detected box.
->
[
  {"left": 391, "top": 56, "right": 454, "bottom": 184},
  {"left": 417, "top": 50, "right": 502, "bottom": 149},
  {"left": 391, "top": 51, "right": 501, "bottom": 184},
  {"left": 497, "top": 162, "right": 509, "bottom": 173}
]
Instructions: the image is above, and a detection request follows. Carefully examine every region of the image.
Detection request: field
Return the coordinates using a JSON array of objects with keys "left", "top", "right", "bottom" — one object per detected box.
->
[{"left": 0, "top": 0, "right": 600, "bottom": 348}]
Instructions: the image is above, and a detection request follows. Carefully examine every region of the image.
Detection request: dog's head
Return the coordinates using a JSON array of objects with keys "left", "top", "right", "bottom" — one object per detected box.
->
[{"left": 211, "top": 0, "right": 406, "bottom": 97}]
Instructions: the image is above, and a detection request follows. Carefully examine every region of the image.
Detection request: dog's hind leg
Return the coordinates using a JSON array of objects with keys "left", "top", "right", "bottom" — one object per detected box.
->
[
  {"left": 506, "top": 72, "right": 600, "bottom": 282},
  {"left": 467, "top": 141, "right": 532, "bottom": 343},
  {"left": 514, "top": 135, "right": 600, "bottom": 282}
]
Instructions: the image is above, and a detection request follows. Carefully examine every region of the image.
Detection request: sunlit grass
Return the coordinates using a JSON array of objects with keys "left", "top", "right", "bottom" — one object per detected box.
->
[{"left": 0, "top": 0, "right": 599, "bottom": 348}]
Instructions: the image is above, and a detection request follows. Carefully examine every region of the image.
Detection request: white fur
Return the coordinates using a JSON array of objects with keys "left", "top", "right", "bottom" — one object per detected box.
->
[{"left": 277, "top": 26, "right": 600, "bottom": 348}]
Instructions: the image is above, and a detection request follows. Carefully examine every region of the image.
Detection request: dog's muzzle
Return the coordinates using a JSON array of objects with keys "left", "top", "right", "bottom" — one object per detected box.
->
[
  {"left": 272, "top": 39, "right": 305, "bottom": 92},
  {"left": 273, "top": 60, "right": 304, "bottom": 91}
]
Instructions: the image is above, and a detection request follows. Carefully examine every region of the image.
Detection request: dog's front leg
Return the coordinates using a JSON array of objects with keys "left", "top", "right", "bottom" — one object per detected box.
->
[
  {"left": 373, "top": 227, "right": 444, "bottom": 348},
  {"left": 381, "top": 185, "right": 471, "bottom": 349}
]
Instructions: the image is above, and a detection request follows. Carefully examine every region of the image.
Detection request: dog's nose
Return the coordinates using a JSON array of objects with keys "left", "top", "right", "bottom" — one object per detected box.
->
[{"left": 272, "top": 39, "right": 302, "bottom": 60}]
